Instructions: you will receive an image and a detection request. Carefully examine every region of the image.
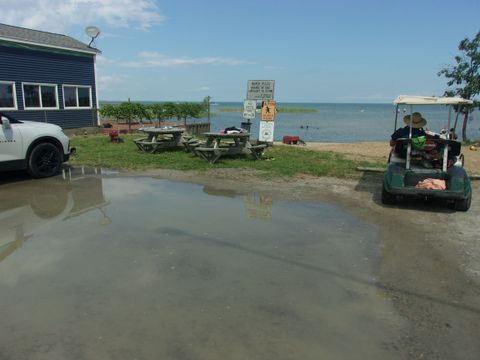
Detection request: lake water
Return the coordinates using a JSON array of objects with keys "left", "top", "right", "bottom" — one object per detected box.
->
[
  {"left": 0, "top": 171, "right": 407, "bottom": 360},
  {"left": 201, "top": 102, "right": 480, "bottom": 142}
]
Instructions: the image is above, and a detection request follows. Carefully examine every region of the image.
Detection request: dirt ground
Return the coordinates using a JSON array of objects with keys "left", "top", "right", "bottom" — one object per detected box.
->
[
  {"left": 281, "top": 141, "right": 480, "bottom": 174},
  {"left": 119, "top": 167, "right": 480, "bottom": 359},
  {"left": 1, "top": 161, "right": 479, "bottom": 358}
]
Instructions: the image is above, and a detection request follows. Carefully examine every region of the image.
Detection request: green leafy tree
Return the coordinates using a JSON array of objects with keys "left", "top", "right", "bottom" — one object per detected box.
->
[
  {"left": 175, "top": 102, "right": 205, "bottom": 126},
  {"left": 176, "top": 103, "right": 190, "bottom": 126},
  {"left": 163, "top": 102, "right": 177, "bottom": 121},
  {"left": 149, "top": 103, "right": 167, "bottom": 127},
  {"left": 438, "top": 31, "right": 480, "bottom": 141},
  {"left": 149, "top": 102, "right": 186, "bottom": 127},
  {"left": 115, "top": 102, "right": 150, "bottom": 132},
  {"left": 99, "top": 104, "right": 119, "bottom": 121}
]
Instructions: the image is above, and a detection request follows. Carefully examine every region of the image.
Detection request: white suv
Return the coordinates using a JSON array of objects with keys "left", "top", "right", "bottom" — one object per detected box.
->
[{"left": 0, "top": 113, "right": 74, "bottom": 178}]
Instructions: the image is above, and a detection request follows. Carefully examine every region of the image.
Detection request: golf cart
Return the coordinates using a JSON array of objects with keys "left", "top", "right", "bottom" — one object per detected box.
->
[{"left": 382, "top": 95, "right": 473, "bottom": 211}]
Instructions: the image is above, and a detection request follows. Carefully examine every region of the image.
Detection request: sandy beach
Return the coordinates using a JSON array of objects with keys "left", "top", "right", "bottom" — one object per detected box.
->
[{"left": 287, "top": 141, "right": 480, "bottom": 174}]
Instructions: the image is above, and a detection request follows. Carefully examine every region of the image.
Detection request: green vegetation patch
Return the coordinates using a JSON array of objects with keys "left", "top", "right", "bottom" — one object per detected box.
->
[
  {"left": 70, "top": 135, "right": 382, "bottom": 178},
  {"left": 217, "top": 108, "right": 243, "bottom": 112},
  {"left": 277, "top": 107, "right": 317, "bottom": 113}
]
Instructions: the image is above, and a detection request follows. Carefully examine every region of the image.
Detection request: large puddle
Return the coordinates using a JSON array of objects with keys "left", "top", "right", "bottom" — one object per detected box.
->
[{"left": 0, "top": 171, "right": 405, "bottom": 359}]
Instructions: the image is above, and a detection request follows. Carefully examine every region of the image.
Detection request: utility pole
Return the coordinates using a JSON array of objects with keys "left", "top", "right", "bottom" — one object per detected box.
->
[
  {"left": 207, "top": 96, "right": 211, "bottom": 124},
  {"left": 128, "top": 97, "right": 131, "bottom": 133}
]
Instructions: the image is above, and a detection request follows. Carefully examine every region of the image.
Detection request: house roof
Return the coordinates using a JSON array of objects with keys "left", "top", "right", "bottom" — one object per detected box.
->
[{"left": 0, "top": 23, "right": 100, "bottom": 55}]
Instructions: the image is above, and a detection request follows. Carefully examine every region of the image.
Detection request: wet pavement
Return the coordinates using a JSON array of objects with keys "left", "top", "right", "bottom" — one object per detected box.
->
[{"left": 0, "top": 170, "right": 478, "bottom": 359}]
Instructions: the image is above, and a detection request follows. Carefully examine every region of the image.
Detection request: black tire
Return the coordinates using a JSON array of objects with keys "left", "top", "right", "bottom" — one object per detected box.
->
[
  {"left": 452, "top": 192, "right": 471, "bottom": 212},
  {"left": 381, "top": 184, "right": 396, "bottom": 205},
  {"left": 27, "top": 143, "right": 62, "bottom": 178}
]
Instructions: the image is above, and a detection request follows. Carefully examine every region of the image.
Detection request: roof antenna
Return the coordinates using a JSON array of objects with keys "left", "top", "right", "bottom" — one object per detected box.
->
[{"left": 85, "top": 26, "right": 101, "bottom": 48}]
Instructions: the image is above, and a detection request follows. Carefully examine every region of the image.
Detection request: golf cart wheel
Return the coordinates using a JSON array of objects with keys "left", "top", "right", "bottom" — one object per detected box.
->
[
  {"left": 28, "top": 143, "right": 62, "bottom": 178},
  {"left": 381, "top": 184, "right": 396, "bottom": 205},
  {"left": 452, "top": 192, "right": 471, "bottom": 212}
]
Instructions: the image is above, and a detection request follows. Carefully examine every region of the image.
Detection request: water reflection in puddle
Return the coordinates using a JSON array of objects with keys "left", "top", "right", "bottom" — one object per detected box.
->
[{"left": 0, "top": 173, "right": 404, "bottom": 359}]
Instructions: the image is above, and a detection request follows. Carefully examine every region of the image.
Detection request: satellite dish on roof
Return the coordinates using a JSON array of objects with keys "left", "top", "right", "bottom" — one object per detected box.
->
[
  {"left": 85, "top": 26, "right": 100, "bottom": 47},
  {"left": 85, "top": 26, "right": 100, "bottom": 38}
]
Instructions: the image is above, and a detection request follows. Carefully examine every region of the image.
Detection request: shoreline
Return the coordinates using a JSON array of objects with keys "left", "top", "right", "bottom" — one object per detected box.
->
[
  {"left": 66, "top": 128, "right": 480, "bottom": 174},
  {"left": 282, "top": 141, "right": 480, "bottom": 174}
]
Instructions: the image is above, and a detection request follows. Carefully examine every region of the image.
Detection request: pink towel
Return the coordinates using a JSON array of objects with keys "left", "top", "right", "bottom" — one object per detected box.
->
[{"left": 415, "top": 178, "right": 446, "bottom": 190}]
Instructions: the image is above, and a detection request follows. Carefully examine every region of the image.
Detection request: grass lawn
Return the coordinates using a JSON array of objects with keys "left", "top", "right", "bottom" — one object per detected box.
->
[{"left": 69, "top": 134, "right": 383, "bottom": 178}]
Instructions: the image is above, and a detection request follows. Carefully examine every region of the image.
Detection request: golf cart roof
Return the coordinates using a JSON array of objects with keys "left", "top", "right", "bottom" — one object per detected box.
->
[{"left": 394, "top": 95, "right": 474, "bottom": 105}]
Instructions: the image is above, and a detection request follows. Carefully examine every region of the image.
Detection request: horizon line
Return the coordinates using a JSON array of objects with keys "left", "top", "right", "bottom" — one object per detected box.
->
[{"left": 99, "top": 99, "right": 393, "bottom": 105}]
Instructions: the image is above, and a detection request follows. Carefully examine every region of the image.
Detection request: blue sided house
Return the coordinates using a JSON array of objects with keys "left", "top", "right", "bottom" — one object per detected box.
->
[{"left": 0, "top": 23, "right": 100, "bottom": 129}]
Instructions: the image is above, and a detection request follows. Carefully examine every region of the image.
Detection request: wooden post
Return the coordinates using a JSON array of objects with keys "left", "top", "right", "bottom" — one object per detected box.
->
[
  {"left": 207, "top": 96, "right": 211, "bottom": 124},
  {"left": 128, "top": 97, "right": 131, "bottom": 133}
]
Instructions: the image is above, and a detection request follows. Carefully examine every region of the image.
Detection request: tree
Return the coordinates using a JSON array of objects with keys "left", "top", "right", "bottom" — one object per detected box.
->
[
  {"left": 149, "top": 103, "right": 167, "bottom": 127},
  {"left": 99, "top": 104, "right": 119, "bottom": 121},
  {"left": 175, "top": 102, "right": 205, "bottom": 126},
  {"left": 102, "top": 102, "right": 149, "bottom": 132},
  {"left": 162, "top": 102, "right": 177, "bottom": 121},
  {"left": 438, "top": 31, "right": 480, "bottom": 141}
]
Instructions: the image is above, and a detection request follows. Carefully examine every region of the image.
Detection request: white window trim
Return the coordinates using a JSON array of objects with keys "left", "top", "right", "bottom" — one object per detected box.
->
[
  {"left": 22, "top": 82, "right": 59, "bottom": 110},
  {"left": 62, "top": 85, "right": 93, "bottom": 110},
  {"left": 0, "top": 81, "right": 18, "bottom": 110}
]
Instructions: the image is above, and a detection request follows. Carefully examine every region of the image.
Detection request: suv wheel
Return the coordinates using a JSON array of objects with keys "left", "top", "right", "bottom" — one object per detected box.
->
[{"left": 28, "top": 143, "right": 62, "bottom": 178}]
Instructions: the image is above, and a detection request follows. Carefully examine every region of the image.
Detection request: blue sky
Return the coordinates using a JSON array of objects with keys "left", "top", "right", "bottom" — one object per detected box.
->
[{"left": 1, "top": 0, "right": 479, "bottom": 102}]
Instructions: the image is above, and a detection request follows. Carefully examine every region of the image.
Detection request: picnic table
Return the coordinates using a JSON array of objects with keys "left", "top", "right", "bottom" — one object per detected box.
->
[
  {"left": 134, "top": 127, "right": 185, "bottom": 153},
  {"left": 194, "top": 132, "right": 267, "bottom": 163}
]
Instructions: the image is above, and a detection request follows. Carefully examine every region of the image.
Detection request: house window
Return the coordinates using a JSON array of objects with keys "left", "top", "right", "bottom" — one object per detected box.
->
[
  {"left": 0, "top": 81, "right": 17, "bottom": 110},
  {"left": 22, "top": 83, "right": 58, "bottom": 109},
  {"left": 63, "top": 85, "right": 92, "bottom": 108}
]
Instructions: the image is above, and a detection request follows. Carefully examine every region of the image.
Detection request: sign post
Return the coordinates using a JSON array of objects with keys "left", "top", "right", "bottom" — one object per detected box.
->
[
  {"left": 261, "top": 100, "right": 276, "bottom": 121},
  {"left": 243, "top": 100, "right": 256, "bottom": 119},
  {"left": 247, "top": 80, "right": 275, "bottom": 100},
  {"left": 241, "top": 99, "right": 256, "bottom": 132},
  {"left": 245, "top": 80, "right": 276, "bottom": 142},
  {"left": 259, "top": 100, "right": 276, "bottom": 143}
]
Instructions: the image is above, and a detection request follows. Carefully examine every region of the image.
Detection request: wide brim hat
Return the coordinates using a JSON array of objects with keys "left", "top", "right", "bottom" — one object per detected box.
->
[{"left": 403, "top": 112, "right": 427, "bottom": 128}]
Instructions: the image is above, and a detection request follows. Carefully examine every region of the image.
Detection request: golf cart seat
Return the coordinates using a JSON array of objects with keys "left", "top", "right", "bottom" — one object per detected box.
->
[{"left": 391, "top": 138, "right": 463, "bottom": 168}]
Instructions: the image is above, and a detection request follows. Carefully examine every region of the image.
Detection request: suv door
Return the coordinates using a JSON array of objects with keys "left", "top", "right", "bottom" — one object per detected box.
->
[{"left": 0, "top": 114, "right": 23, "bottom": 162}]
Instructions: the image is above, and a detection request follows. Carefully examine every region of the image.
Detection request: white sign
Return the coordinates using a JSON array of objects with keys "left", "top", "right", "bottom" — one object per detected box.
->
[
  {"left": 247, "top": 80, "right": 275, "bottom": 100},
  {"left": 259, "top": 121, "right": 274, "bottom": 142},
  {"left": 243, "top": 100, "right": 256, "bottom": 119}
]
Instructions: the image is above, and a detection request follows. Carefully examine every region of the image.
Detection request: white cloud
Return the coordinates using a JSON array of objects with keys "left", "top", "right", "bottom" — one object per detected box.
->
[
  {"left": 0, "top": 0, "right": 163, "bottom": 33},
  {"left": 96, "top": 55, "right": 116, "bottom": 64},
  {"left": 197, "top": 86, "right": 210, "bottom": 91},
  {"left": 103, "top": 178, "right": 167, "bottom": 200},
  {"left": 97, "top": 74, "right": 128, "bottom": 91},
  {"left": 122, "top": 51, "right": 253, "bottom": 68}
]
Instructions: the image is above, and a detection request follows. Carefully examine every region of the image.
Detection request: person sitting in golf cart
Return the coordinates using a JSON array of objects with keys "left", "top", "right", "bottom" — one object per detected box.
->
[
  {"left": 390, "top": 112, "right": 440, "bottom": 159},
  {"left": 390, "top": 112, "right": 438, "bottom": 158}
]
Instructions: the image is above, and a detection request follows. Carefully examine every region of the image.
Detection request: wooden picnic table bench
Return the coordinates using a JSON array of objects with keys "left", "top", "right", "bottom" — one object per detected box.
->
[
  {"left": 193, "top": 132, "right": 267, "bottom": 163},
  {"left": 193, "top": 147, "right": 230, "bottom": 164},
  {"left": 247, "top": 143, "right": 268, "bottom": 160},
  {"left": 182, "top": 138, "right": 206, "bottom": 153},
  {"left": 134, "top": 127, "right": 185, "bottom": 153}
]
